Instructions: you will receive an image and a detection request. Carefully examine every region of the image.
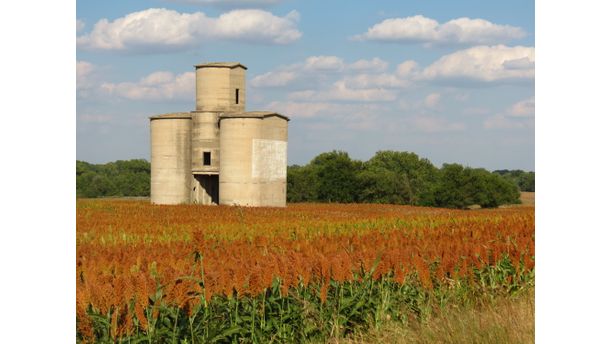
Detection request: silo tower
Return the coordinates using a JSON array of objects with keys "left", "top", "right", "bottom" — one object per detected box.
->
[{"left": 190, "top": 63, "right": 247, "bottom": 205}]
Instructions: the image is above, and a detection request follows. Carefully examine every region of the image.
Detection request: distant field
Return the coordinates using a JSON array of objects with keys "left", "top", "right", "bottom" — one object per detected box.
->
[
  {"left": 77, "top": 200, "right": 534, "bottom": 343},
  {"left": 520, "top": 192, "right": 535, "bottom": 206}
]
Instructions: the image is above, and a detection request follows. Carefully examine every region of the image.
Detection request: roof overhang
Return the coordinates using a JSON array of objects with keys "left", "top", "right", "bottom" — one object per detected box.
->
[
  {"left": 149, "top": 112, "right": 192, "bottom": 120},
  {"left": 219, "top": 111, "right": 289, "bottom": 121},
  {"left": 194, "top": 62, "right": 247, "bottom": 70}
]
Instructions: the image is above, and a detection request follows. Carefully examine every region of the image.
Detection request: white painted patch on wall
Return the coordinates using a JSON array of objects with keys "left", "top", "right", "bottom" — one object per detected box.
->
[{"left": 252, "top": 139, "right": 287, "bottom": 180}]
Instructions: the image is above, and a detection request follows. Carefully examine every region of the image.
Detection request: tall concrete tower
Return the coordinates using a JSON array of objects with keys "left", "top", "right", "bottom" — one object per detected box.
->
[
  {"left": 195, "top": 62, "right": 246, "bottom": 112},
  {"left": 191, "top": 62, "right": 247, "bottom": 205},
  {"left": 149, "top": 62, "right": 289, "bottom": 207}
]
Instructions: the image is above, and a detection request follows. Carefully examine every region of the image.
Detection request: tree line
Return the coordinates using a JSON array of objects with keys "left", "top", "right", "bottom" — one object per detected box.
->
[
  {"left": 76, "top": 159, "right": 150, "bottom": 198},
  {"left": 492, "top": 169, "right": 535, "bottom": 192},
  {"left": 76, "top": 151, "right": 534, "bottom": 208},
  {"left": 288, "top": 151, "right": 532, "bottom": 209}
]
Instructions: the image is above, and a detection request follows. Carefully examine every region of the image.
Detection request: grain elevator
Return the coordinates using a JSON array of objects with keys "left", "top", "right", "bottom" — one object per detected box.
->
[{"left": 149, "top": 62, "right": 289, "bottom": 206}]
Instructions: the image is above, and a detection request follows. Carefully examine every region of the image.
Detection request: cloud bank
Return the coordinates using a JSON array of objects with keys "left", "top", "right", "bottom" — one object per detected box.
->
[
  {"left": 77, "top": 8, "right": 301, "bottom": 52},
  {"left": 354, "top": 15, "right": 525, "bottom": 46},
  {"left": 421, "top": 45, "right": 534, "bottom": 83},
  {"left": 251, "top": 45, "right": 534, "bottom": 94},
  {"left": 100, "top": 71, "right": 195, "bottom": 101},
  {"left": 484, "top": 96, "right": 535, "bottom": 129},
  {"left": 164, "top": 0, "right": 284, "bottom": 8}
]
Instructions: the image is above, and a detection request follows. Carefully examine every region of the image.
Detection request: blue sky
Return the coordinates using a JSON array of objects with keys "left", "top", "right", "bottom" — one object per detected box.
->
[{"left": 76, "top": 0, "right": 534, "bottom": 170}]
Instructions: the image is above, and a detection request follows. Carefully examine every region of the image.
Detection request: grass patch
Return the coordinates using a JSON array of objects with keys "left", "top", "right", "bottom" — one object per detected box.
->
[{"left": 337, "top": 289, "right": 534, "bottom": 344}]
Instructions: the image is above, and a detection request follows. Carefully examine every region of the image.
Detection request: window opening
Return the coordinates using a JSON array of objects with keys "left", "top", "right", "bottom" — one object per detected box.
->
[
  {"left": 203, "top": 152, "right": 211, "bottom": 166},
  {"left": 235, "top": 89, "right": 239, "bottom": 104}
]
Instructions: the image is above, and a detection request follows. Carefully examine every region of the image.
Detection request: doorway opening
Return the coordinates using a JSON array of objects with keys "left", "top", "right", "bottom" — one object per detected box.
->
[{"left": 193, "top": 174, "right": 219, "bottom": 205}]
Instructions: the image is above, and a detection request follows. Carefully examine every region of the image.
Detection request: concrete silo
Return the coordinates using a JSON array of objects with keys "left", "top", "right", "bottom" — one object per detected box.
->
[
  {"left": 259, "top": 115, "right": 289, "bottom": 207},
  {"left": 149, "top": 62, "right": 289, "bottom": 206},
  {"left": 150, "top": 113, "right": 192, "bottom": 204},
  {"left": 219, "top": 112, "right": 289, "bottom": 207}
]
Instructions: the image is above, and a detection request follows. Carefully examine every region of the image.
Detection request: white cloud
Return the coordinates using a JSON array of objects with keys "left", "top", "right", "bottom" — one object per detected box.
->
[
  {"left": 266, "top": 101, "right": 343, "bottom": 118},
  {"left": 342, "top": 73, "right": 408, "bottom": 89},
  {"left": 396, "top": 60, "right": 419, "bottom": 77},
  {"left": 100, "top": 71, "right": 195, "bottom": 101},
  {"left": 347, "top": 58, "right": 388, "bottom": 72},
  {"left": 251, "top": 56, "right": 392, "bottom": 89},
  {"left": 164, "top": 0, "right": 283, "bottom": 7},
  {"left": 424, "top": 93, "right": 441, "bottom": 108},
  {"left": 484, "top": 96, "right": 534, "bottom": 129},
  {"left": 265, "top": 101, "right": 384, "bottom": 126},
  {"left": 503, "top": 57, "right": 534, "bottom": 70},
  {"left": 354, "top": 15, "right": 525, "bottom": 46},
  {"left": 77, "top": 8, "right": 301, "bottom": 52},
  {"left": 508, "top": 96, "right": 535, "bottom": 117},
  {"left": 420, "top": 45, "right": 534, "bottom": 83},
  {"left": 76, "top": 19, "right": 85, "bottom": 33},
  {"left": 304, "top": 56, "right": 344, "bottom": 71},
  {"left": 76, "top": 61, "right": 94, "bottom": 90},
  {"left": 76, "top": 60, "right": 102, "bottom": 99},
  {"left": 251, "top": 71, "right": 297, "bottom": 87},
  {"left": 212, "top": 9, "right": 300, "bottom": 44},
  {"left": 289, "top": 80, "right": 396, "bottom": 102},
  {"left": 327, "top": 81, "right": 397, "bottom": 101}
]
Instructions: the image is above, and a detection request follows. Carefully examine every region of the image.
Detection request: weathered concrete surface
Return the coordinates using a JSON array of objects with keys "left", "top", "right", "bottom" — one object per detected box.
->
[
  {"left": 150, "top": 113, "right": 192, "bottom": 204},
  {"left": 191, "top": 111, "right": 220, "bottom": 174},
  {"left": 258, "top": 115, "right": 288, "bottom": 207},
  {"left": 219, "top": 112, "right": 288, "bottom": 207},
  {"left": 219, "top": 117, "right": 262, "bottom": 206}
]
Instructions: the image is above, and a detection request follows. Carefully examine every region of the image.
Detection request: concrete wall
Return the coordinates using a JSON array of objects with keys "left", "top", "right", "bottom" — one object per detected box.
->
[
  {"left": 150, "top": 116, "right": 192, "bottom": 204},
  {"left": 191, "top": 111, "right": 220, "bottom": 174},
  {"left": 258, "top": 116, "right": 288, "bottom": 207},
  {"left": 219, "top": 117, "right": 262, "bottom": 206},
  {"left": 195, "top": 67, "right": 245, "bottom": 112},
  {"left": 230, "top": 67, "right": 246, "bottom": 112},
  {"left": 219, "top": 115, "right": 288, "bottom": 207}
]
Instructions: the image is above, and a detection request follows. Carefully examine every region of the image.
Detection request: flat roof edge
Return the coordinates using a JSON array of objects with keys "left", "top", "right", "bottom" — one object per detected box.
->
[
  {"left": 194, "top": 62, "right": 247, "bottom": 70},
  {"left": 149, "top": 113, "right": 192, "bottom": 120},
  {"left": 219, "top": 111, "right": 289, "bottom": 121}
]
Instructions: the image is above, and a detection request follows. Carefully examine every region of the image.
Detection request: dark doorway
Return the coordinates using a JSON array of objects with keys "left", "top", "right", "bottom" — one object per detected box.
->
[{"left": 194, "top": 174, "right": 219, "bottom": 205}]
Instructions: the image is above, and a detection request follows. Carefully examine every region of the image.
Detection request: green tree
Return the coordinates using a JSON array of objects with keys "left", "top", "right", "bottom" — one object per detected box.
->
[
  {"left": 360, "top": 151, "right": 438, "bottom": 206},
  {"left": 287, "top": 165, "right": 317, "bottom": 202},
  {"left": 434, "top": 164, "right": 473, "bottom": 209},
  {"left": 357, "top": 167, "right": 413, "bottom": 204},
  {"left": 309, "top": 151, "right": 362, "bottom": 203},
  {"left": 435, "top": 165, "right": 520, "bottom": 209},
  {"left": 76, "top": 159, "right": 151, "bottom": 198},
  {"left": 493, "top": 169, "right": 535, "bottom": 192}
]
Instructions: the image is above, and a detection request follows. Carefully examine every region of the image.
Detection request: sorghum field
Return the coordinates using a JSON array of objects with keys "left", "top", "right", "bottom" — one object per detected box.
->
[{"left": 76, "top": 200, "right": 534, "bottom": 343}]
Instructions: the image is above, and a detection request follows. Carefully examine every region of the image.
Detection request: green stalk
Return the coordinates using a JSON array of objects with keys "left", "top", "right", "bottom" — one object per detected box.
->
[
  {"left": 251, "top": 298, "right": 256, "bottom": 342},
  {"left": 189, "top": 315, "right": 195, "bottom": 344}
]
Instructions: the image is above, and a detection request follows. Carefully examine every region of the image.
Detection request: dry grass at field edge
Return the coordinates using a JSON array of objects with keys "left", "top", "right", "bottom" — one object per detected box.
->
[
  {"left": 520, "top": 192, "right": 535, "bottom": 206},
  {"left": 334, "top": 289, "right": 534, "bottom": 344}
]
